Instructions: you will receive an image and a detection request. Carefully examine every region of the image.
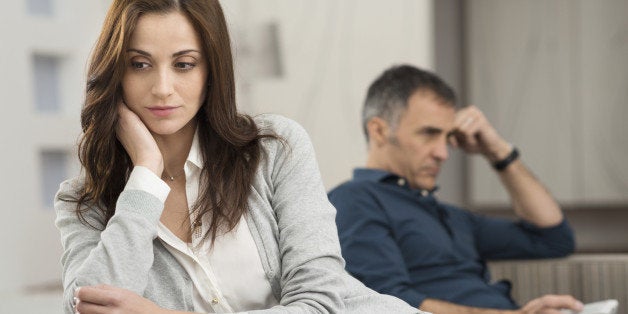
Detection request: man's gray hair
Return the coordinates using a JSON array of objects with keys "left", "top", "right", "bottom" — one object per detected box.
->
[{"left": 362, "top": 65, "right": 457, "bottom": 141}]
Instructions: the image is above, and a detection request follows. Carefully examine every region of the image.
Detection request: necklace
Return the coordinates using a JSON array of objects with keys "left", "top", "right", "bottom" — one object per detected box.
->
[{"left": 162, "top": 169, "right": 185, "bottom": 181}]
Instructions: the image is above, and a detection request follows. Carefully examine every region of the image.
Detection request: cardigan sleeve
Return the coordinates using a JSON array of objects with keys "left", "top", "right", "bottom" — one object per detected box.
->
[
  {"left": 237, "top": 115, "right": 424, "bottom": 314},
  {"left": 264, "top": 116, "right": 346, "bottom": 313},
  {"left": 245, "top": 115, "right": 424, "bottom": 314},
  {"left": 54, "top": 167, "right": 169, "bottom": 314}
]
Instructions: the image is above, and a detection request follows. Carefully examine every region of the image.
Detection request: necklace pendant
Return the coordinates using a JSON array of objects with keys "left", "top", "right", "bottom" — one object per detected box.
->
[{"left": 169, "top": 176, "right": 175, "bottom": 181}]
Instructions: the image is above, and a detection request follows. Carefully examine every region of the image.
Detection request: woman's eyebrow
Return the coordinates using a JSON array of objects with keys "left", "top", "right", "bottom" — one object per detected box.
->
[
  {"left": 126, "top": 48, "right": 201, "bottom": 57},
  {"left": 172, "top": 49, "right": 201, "bottom": 57},
  {"left": 127, "top": 48, "right": 150, "bottom": 56}
]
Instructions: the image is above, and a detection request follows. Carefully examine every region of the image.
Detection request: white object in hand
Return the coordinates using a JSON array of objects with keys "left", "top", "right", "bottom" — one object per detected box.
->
[{"left": 561, "top": 299, "right": 618, "bottom": 314}]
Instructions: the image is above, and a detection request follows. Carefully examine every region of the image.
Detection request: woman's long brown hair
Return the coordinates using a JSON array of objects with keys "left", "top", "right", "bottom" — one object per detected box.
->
[{"left": 74, "top": 0, "right": 275, "bottom": 242}]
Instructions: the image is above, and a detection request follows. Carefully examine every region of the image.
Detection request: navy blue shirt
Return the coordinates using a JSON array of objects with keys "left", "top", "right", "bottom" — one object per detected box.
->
[{"left": 329, "top": 168, "right": 575, "bottom": 309}]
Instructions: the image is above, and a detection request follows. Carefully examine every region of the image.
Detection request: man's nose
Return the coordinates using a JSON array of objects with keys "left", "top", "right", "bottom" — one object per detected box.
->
[{"left": 433, "top": 140, "right": 449, "bottom": 162}]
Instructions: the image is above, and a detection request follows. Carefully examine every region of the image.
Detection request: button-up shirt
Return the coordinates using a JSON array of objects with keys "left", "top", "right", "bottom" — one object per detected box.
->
[{"left": 329, "top": 168, "right": 575, "bottom": 309}]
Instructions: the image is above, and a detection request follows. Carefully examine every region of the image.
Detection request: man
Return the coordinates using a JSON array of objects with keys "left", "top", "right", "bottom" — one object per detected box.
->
[{"left": 328, "top": 65, "right": 584, "bottom": 313}]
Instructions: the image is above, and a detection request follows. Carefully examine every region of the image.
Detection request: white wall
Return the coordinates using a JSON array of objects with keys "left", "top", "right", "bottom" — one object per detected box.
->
[
  {"left": 465, "top": 0, "right": 628, "bottom": 207},
  {"left": 0, "top": 1, "right": 109, "bottom": 313},
  {"left": 223, "top": 0, "right": 435, "bottom": 190},
  {"left": 0, "top": 0, "right": 109, "bottom": 296}
]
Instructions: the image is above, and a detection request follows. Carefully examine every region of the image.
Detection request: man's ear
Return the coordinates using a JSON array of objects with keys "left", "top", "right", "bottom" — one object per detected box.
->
[{"left": 366, "top": 117, "right": 391, "bottom": 147}]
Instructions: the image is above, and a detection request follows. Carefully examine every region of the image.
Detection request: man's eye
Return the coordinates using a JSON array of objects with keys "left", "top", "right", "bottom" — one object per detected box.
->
[{"left": 422, "top": 129, "right": 441, "bottom": 136}]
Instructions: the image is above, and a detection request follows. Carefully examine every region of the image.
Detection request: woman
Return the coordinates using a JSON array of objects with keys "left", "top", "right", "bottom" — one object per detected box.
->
[{"left": 55, "top": 0, "right": 424, "bottom": 313}]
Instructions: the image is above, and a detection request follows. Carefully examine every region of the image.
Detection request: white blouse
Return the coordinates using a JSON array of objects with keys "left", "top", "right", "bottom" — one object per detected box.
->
[{"left": 124, "top": 132, "right": 278, "bottom": 313}]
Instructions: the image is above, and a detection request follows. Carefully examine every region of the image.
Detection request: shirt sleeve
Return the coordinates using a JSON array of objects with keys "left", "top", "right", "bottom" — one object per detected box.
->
[
  {"left": 124, "top": 166, "right": 171, "bottom": 203},
  {"left": 54, "top": 167, "right": 170, "bottom": 313},
  {"left": 469, "top": 211, "right": 575, "bottom": 260},
  {"left": 329, "top": 184, "right": 428, "bottom": 308}
]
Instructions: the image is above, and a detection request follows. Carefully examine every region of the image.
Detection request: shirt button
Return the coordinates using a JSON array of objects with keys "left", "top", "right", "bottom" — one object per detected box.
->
[
  {"left": 211, "top": 298, "right": 219, "bottom": 305},
  {"left": 421, "top": 189, "right": 429, "bottom": 197},
  {"left": 397, "top": 178, "right": 406, "bottom": 186}
]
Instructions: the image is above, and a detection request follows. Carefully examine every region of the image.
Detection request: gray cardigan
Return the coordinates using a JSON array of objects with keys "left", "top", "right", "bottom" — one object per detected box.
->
[{"left": 55, "top": 114, "right": 424, "bottom": 314}]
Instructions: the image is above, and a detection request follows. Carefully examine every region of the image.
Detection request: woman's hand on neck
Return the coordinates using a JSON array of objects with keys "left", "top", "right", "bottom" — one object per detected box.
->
[{"left": 116, "top": 102, "right": 164, "bottom": 176}]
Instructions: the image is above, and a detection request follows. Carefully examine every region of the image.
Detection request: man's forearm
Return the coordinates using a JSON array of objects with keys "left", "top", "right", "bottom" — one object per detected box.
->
[
  {"left": 420, "top": 298, "right": 517, "bottom": 314},
  {"left": 451, "top": 106, "right": 564, "bottom": 227},
  {"left": 495, "top": 158, "right": 563, "bottom": 227}
]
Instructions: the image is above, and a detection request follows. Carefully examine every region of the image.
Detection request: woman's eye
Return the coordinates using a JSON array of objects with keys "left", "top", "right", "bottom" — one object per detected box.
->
[
  {"left": 175, "top": 62, "right": 196, "bottom": 70},
  {"left": 130, "top": 61, "right": 149, "bottom": 70}
]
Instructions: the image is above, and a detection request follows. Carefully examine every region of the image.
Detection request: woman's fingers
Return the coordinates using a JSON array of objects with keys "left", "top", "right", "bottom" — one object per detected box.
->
[
  {"left": 75, "top": 285, "right": 115, "bottom": 306},
  {"left": 115, "top": 102, "right": 164, "bottom": 175},
  {"left": 74, "top": 285, "right": 164, "bottom": 314}
]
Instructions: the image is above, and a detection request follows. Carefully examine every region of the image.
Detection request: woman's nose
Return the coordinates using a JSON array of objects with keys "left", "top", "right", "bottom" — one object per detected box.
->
[{"left": 151, "top": 69, "right": 174, "bottom": 99}]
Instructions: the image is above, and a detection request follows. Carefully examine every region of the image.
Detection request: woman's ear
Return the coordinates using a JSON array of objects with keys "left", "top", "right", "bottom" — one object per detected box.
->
[{"left": 366, "top": 117, "right": 391, "bottom": 147}]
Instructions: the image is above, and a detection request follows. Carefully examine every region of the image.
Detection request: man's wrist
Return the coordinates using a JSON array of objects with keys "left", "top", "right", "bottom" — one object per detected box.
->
[
  {"left": 485, "top": 140, "right": 513, "bottom": 162},
  {"left": 493, "top": 146, "right": 519, "bottom": 171}
]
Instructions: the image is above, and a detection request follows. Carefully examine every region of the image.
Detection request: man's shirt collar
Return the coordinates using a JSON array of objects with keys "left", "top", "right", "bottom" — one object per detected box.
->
[
  {"left": 352, "top": 168, "right": 439, "bottom": 196},
  {"left": 353, "top": 168, "right": 396, "bottom": 182}
]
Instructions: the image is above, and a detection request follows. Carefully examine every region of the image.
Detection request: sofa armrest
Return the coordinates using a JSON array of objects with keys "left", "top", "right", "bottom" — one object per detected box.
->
[{"left": 488, "top": 254, "right": 628, "bottom": 312}]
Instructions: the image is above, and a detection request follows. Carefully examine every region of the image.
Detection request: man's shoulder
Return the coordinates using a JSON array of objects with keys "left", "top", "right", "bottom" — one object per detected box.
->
[
  {"left": 328, "top": 178, "right": 391, "bottom": 218},
  {"left": 328, "top": 178, "right": 378, "bottom": 199}
]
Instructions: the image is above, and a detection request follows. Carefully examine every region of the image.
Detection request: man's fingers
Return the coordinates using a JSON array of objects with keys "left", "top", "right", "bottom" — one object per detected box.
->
[
  {"left": 448, "top": 134, "right": 459, "bottom": 148},
  {"left": 521, "top": 297, "right": 544, "bottom": 313},
  {"left": 522, "top": 295, "right": 584, "bottom": 313},
  {"left": 459, "top": 125, "right": 479, "bottom": 149},
  {"left": 538, "top": 295, "right": 583, "bottom": 311},
  {"left": 452, "top": 106, "right": 485, "bottom": 152}
]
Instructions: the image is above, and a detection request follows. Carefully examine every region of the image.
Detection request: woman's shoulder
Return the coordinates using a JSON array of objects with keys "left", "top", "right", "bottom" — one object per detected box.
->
[
  {"left": 253, "top": 113, "right": 309, "bottom": 141},
  {"left": 253, "top": 114, "right": 315, "bottom": 158},
  {"left": 55, "top": 175, "right": 85, "bottom": 202},
  {"left": 252, "top": 114, "right": 316, "bottom": 171}
]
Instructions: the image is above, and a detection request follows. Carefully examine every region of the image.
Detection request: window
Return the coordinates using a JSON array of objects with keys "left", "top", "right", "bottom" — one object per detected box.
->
[
  {"left": 40, "top": 150, "right": 68, "bottom": 209},
  {"left": 27, "top": 0, "right": 54, "bottom": 16},
  {"left": 32, "top": 54, "right": 62, "bottom": 113}
]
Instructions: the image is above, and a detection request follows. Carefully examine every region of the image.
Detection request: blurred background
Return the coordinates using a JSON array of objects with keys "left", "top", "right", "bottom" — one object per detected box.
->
[{"left": 0, "top": 0, "right": 626, "bottom": 313}]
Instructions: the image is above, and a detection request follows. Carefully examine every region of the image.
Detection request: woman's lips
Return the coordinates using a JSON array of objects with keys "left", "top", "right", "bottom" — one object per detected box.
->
[{"left": 148, "top": 106, "right": 178, "bottom": 117}]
